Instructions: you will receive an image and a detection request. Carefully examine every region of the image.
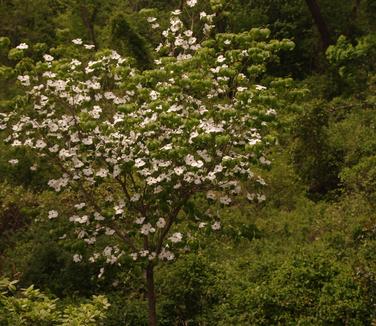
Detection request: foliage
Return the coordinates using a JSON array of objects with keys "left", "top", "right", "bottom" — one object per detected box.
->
[
  {"left": 0, "top": 278, "right": 110, "bottom": 325},
  {"left": 291, "top": 103, "right": 342, "bottom": 199},
  {"left": 158, "top": 254, "right": 218, "bottom": 325},
  {"left": 326, "top": 33, "right": 376, "bottom": 94}
]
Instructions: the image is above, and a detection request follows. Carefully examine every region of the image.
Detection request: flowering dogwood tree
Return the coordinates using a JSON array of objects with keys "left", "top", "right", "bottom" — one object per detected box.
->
[{"left": 1, "top": 1, "right": 294, "bottom": 324}]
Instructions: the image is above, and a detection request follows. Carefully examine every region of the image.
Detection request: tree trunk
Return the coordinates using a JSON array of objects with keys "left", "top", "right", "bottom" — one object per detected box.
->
[
  {"left": 351, "top": 0, "right": 361, "bottom": 19},
  {"left": 146, "top": 263, "right": 157, "bottom": 326},
  {"left": 347, "top": 0, "right": 361, "bottom": 37},
  {"left": 304, "top": 0, "right": 331, "bottom": 50},
  {"left": 79, "top": 5, "right": 98, "bottom": 49}
]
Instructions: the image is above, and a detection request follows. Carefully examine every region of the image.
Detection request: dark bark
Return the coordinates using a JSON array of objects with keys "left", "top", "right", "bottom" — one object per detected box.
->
[
  {"left": 351, "top": 0, "right": 361, "bottom": 19},
  {"left": 79, "top": 5, "right": 98, "bottom": 49},
  {"left": 305, "top": 0, "right": 331, "bottom": 50},
  {"left": 146, "top": 263, "right": 157, "bottom": 326},
  {"left": 216, "top": 14, "right": 227, "bottom": 33},
  {"left": 347, "top": 0, "right": 362, "bottom": 38}
]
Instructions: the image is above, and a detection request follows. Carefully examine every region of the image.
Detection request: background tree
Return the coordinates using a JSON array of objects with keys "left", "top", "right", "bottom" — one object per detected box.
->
[{"left": 304, "top": 0, "right": 331, "bottom": 50}]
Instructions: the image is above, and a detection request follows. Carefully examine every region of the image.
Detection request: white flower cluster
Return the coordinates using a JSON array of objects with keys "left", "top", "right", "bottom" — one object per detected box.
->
[
  {"left": 8, "top": 159, "right": 19, "bottom": 165},
  {"left": 187, "top": 0, "right": 197, "bottom": 7},
  {"left": 155, "top": 8, "right": 204, "bottom": 59},
  {"left": 169, "top": 232, "right": 183, "bottom": 243},
  {"left": 158, "top": 248, "right": 175, "bottom": 261},
  {"left": 2, "top": 6, "right": 280, "bottom": 268},
  {"left": 103, "top": 246, "right": 123, "bottom": 265},
  {"left": 16, "top": 43, "right": 28, "bottom": 50},
  {"left": 48, "top": 210, "right": 58, "bottom": 219}
]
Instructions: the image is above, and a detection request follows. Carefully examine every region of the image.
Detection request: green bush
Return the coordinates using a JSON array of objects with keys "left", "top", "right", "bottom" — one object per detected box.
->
[
  {"left": 0, "top": 278, "right": 110, "bottom": 325},
  {"left": 341, "top": 155, "right": 376, "bottom": 203}
]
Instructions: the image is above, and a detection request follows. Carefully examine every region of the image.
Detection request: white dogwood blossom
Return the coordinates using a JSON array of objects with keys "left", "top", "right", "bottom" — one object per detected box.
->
[
  {"left": 72, "top": 38, "right": 83, "bottom": 45},
  {"left": 8, "top": 159, "right": 19, "bottom": 165},
  {"left": 48, "top": 210, "right": 59, "bottom": 219},
  {"left": 16, "top": 43, "right": 28, "bottom": 50},
  {"left": 187, "top": 0, "right": 198, "bottom": 7}
]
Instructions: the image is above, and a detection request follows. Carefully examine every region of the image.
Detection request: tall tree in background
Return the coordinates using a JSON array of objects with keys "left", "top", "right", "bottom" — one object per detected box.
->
[
  {"left": 305, "top": 0, "right": 331, "bottom": 50},
  {"left": 111, "top": 14, "right": 152, "bottom": 69},
  {"left": 78, "top": 2, "right": 98, "bottom": 48}
]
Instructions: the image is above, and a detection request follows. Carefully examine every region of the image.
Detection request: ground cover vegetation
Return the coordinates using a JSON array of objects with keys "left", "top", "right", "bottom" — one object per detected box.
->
[{"left": 0, "top": 0, "right": 375, "bottom": 325}]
